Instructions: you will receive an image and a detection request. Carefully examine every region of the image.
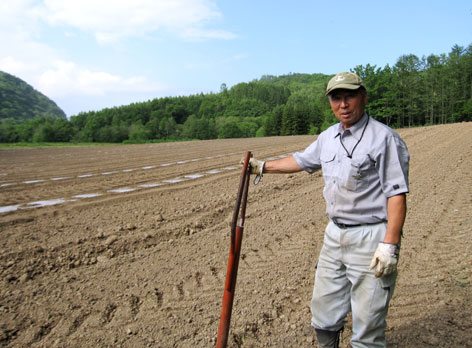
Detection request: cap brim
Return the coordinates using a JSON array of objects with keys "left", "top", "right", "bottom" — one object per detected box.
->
[{"left": 325, "top": 84, "right": 361, "bottom": 96}]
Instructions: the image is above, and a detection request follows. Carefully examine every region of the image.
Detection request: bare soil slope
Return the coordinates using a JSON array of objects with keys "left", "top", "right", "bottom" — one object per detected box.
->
[{"left": 1, "top": 123, "right": 471, "bottom": 348}]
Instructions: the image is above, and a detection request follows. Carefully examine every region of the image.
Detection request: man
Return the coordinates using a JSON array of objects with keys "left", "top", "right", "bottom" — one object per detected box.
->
[{"left": 247, "top": 72, "right": 409, "bottom": 348}]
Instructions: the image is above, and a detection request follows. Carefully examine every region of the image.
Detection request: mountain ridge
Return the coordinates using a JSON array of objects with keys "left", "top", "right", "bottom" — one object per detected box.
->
[{"left": 0, "top": 70, "right": 66, "bottom": 122}]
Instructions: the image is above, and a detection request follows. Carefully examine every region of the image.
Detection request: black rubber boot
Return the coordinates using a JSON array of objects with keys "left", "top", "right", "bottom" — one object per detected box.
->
[{"left": 315, "top": 328, "right": 342, "bottom": 348}]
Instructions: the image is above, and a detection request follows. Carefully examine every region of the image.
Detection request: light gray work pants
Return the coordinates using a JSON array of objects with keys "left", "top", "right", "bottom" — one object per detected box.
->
[{"left": 311, "top": 221, "right": 397, "bottom": 348}]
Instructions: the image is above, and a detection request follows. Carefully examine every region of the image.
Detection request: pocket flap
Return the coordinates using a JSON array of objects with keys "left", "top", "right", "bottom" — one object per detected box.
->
[{"left": 320, "top": 152, "right": 336, "bottom": 163}]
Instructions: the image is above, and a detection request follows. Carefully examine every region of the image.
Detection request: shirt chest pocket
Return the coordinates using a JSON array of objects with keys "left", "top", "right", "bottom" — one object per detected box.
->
[
  {"left": 320, "top": 152, "right": 337, "bottom": 178},
  {"left": 344, "top": 154, "right": 376, "bottom": 191}
]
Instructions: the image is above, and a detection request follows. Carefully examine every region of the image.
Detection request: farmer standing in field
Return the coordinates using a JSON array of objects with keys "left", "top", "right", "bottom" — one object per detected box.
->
[{"left": 247, "top": 72, "right": 409, "bottom": 348}]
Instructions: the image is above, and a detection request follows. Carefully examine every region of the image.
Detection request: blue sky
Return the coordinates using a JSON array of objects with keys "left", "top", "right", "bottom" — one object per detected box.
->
[{"left": 1, "top": 0, "right": 471, "bottom": 117}]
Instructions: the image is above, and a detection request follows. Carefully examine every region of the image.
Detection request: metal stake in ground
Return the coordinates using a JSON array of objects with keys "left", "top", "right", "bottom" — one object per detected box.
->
[{"left": 216, "top": 151, "right": 252, "bottom": 348}]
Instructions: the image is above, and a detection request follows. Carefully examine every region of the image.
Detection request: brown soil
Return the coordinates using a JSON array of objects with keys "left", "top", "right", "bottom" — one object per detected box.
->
[{"left": 0, "top": 123, "right": 471, "bottom": 348}]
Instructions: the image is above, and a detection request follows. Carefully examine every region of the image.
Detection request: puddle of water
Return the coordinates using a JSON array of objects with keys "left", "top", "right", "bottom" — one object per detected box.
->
[
  {"left": 73, "top": 193, "right": 103, "bottom": 199},
  {"left": 177, "top": 160, "right": 189, "bottom": 164},
  {"left": 122, "top": 169, "right": 134, "bottom": 172},
  {"left": 161, "top": 163, "right": 173, "bottom": 167},
  {"left": 139, "top": 183, "right": 163, "bottom": 188},
  {"left": 77, "top": 174, "right": 93, "bottom": 178},
  {"left": 206, "top": 170, "right": 220, "bottom": 174},
  {"left": 51, "top": 177, "right": 70, "bottom": 181},
  {"left": 222, "top": 167, "right": 236, "bottom": 170},
  {"left": 184, "top": 174, "right": 204, "bottom": 179},
  {"left": 108, "top": 188, "right": 136, "bottom": 193},
  {"left": 23, "top": 180, "right": 45, "bottom": 184},
  {"left": 278, "top": 154, "right": 288, "bottom": 158},
  {"left": 191, "top": 158, "right": 200, "bottom": 162},
  {"left": 143, "top": 166, "right": 155, "bottom": 170},
  {"left": 102, "top": 171, "right": 117, "bottom": 175},
  {"left": 26, "top": 199, "right": 67, "bottom": 208},
  {"left": 0, "top": 205, "right": 20, "bottom": 213}
]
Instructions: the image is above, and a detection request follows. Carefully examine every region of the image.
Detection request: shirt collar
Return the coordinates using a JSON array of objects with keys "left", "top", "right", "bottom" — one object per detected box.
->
[{"left": 335, "top": 113, "right": 369, "bottom": 140}]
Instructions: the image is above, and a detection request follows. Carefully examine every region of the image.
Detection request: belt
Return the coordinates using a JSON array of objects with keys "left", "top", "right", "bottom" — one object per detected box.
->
[{"left": 332, "top": 221, "right": 386, "bottom": 229}]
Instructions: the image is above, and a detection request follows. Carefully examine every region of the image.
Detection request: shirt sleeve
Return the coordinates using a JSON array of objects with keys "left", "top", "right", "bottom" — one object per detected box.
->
[
  {"left": 292, "top": 135, "right": 323, "bottom": 174},
  {"left": 375, "top": 133, "right": 410, "bottom": 197}
]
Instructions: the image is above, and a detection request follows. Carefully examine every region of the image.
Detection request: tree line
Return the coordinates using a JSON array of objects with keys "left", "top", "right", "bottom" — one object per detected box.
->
[{"left": 1, "top": 43, "right": 470, "bottom": 143}]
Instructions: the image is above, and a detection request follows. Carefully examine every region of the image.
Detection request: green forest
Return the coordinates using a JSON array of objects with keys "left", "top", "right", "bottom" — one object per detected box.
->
[{"left": 1, "top": 44, "right": 471, "bottom": 143}]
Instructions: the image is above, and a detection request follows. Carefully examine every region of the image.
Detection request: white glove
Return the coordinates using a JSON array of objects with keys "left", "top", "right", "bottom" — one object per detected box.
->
[
  {"left": 248, "top": 158, "right": 265, "bottom": 176},
  {"left": 240, "top": 157, "right": 265, "bottom": 175},
  {"left": 369, "top": 242, "right": 399, "bottom": 278}
]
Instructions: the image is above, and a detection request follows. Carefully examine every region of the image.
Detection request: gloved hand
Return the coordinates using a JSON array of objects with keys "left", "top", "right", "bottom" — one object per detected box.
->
[
  {"left": 240, "top": 157, "right": 265, "bottom": 184},
  {"left": 369, "top": 242, "right": 399, "bottom": 278},
  {"left": 248, "top": 158, "right": 265, "bottom": 176},
  {"left": 240, "top": 157, "right": 265, "bottom": 175}
]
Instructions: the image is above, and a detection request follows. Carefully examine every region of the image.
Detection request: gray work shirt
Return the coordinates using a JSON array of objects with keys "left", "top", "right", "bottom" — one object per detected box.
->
[{"left": 293, "top": 113, "right": 409, "bottom": 225}]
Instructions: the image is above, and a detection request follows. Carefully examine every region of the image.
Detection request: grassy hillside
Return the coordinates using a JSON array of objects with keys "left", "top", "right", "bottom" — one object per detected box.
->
[{"left": 0, "top": 71, "right": 66, "bottom": 122}]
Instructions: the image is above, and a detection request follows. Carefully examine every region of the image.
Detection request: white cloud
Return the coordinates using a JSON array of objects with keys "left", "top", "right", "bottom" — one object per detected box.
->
[
  {"left": 0, "top": 57, "right": 35, "bottom": 76},
  {"left": 41, "top": 0, "right": 235, "bottom": 43},
  {"left": 37, "top": 60, "right": 166, "bottom": 97},
  {"left": 0, "top": 0, "right": 42, "bottom": 38}
]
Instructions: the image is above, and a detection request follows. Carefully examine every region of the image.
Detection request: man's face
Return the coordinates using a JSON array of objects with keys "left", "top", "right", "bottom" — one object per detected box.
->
[{"left": 328, "top": 89, "right": 367, "bottom": 129}]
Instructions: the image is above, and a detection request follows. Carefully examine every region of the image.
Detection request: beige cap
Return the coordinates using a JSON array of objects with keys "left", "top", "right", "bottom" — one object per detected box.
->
[{"left": 325, "top": 72, "right": 366, "bottom": 96}]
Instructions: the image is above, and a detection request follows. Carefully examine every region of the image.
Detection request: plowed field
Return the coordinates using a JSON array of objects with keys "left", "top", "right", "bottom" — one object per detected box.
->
[{"left": 1, "top": 123, "right": 471, "bottom": 347}]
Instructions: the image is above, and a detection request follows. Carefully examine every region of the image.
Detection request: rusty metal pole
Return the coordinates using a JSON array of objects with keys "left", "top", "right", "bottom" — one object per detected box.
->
[{"left": 216, "top": 151, "right": 252, "bottom": 348}]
